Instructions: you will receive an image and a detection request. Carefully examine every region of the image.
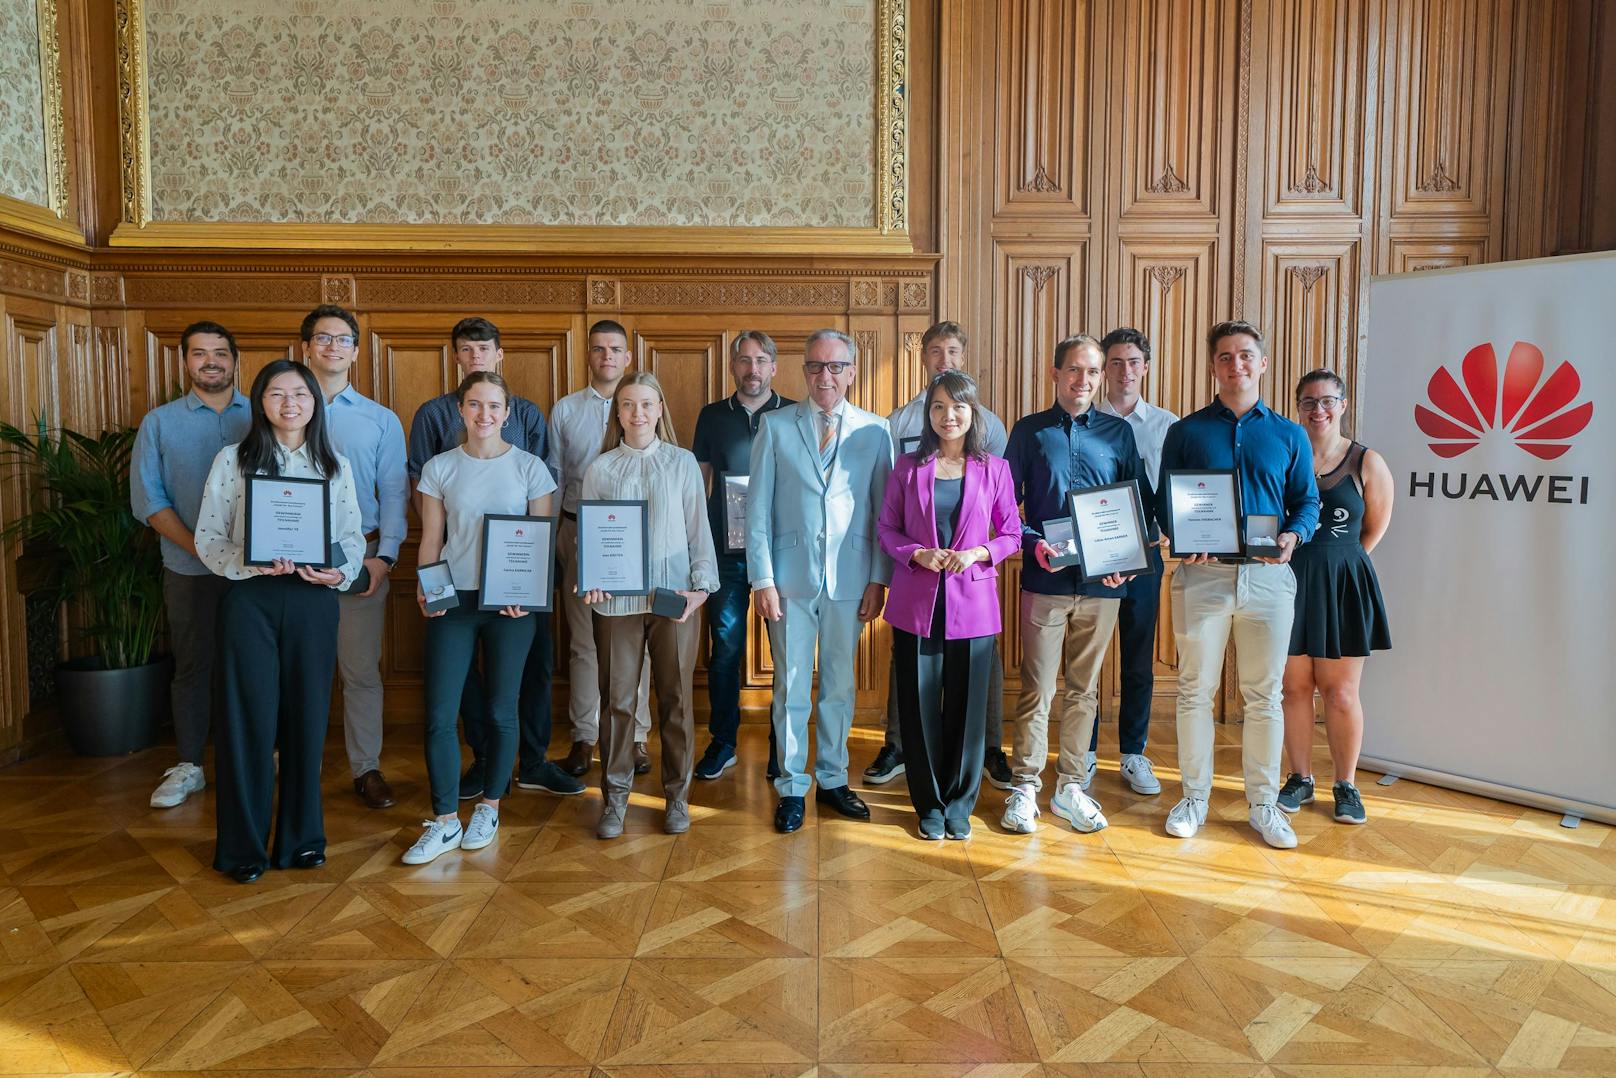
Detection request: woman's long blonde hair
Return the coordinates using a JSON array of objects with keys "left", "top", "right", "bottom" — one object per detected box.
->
[{"left": 602, "top": 371, "right": 679, "bottom": 451}]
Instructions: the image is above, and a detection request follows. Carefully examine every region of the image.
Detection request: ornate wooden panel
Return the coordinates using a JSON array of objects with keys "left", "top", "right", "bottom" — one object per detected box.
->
[
  {"left": 1112, "top": 239, "right": 1221, "bottom": 418},
  {"left": 995, "top": 246, "right": 1086, "bottom": 423},
  {"left": 1257, "top": 240, "right": 1362, "bottom": 412},
  {"left": 995, "top": 0, "right": 1090, "bottom": 216},
  {"left": 1386, "top": 235, "right": 1489, "bottom": 273}
]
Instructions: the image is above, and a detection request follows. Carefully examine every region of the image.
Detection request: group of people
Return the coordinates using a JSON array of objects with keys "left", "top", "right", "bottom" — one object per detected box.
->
[{"left": 130, "top": 307, "right": 1392, "bottom": 884}]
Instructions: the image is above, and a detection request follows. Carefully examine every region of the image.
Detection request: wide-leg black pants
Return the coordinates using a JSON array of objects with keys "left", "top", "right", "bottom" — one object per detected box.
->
[
  {"left": 893, "top": 627, "right": 993, "bottom": 824},
  {"left": 213, "top": 575, "right": 339, "bottom": 873}
]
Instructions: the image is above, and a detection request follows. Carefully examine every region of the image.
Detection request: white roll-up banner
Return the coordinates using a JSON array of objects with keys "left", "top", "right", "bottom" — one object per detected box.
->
[{"left": 1358, "top": 251, "right": 1616, "bottom": 825}]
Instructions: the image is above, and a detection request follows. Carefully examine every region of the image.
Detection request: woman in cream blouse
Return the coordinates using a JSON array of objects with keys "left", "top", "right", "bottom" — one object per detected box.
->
[
  {"left": 194, "top": 359, "right": 364, "bottom": 885},
  {"left": 580, "top": 372, "right": 718, "bottom": 839}
]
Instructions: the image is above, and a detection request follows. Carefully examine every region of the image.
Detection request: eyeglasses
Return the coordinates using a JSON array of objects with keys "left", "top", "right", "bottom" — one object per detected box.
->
[
  {"left": 1297, "top": 396, "right": 1344, "bottom": 412},
  {"left": 311, "top": 333, "right": 356, "bottom": 349},
  {"left": 804, "top": 361, "right": 851, "bottom": 375}
]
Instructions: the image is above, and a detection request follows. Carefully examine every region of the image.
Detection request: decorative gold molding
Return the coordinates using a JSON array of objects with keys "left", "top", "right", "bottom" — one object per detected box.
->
[
  {"left": 0, "top": 0, "right": 79, "bottom": 243},
  {"left": 115, "top": 0, "right": 151, "bottom": 229},
  {"left": 110, "top": 0, "right": 910, "bottom": 253}
]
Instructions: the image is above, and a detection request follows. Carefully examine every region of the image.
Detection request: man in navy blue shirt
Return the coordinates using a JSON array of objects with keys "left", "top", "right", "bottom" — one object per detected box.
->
[
  {"left": 1158, "top": 320, "right": 1320, "bottom": 849},
  {"left": 1002, "top": 334, "right": 1142, "bottom": 838}
]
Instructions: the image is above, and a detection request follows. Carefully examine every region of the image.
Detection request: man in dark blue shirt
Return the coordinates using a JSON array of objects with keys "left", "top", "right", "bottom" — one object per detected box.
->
[
  {"left": 1157, "top": 319, "right": 1320, "bottom": 850},
  {"left": 1002, "top": 334, "right": 1142, "bottom": 838}
]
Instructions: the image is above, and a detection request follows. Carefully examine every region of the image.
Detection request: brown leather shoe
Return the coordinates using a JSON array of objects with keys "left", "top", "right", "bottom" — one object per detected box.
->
[
  {"left": 563, "top": 740, "right": 595, "bottom": 777},
  {"left": 354, "top": 769, "right": 396, "bottom": 809},
  {"left": 634, "top": 742, "right": 651, "bottom": 775}
]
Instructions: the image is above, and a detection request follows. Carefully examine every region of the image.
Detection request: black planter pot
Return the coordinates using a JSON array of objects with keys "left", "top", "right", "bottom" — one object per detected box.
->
[{"left": 54, "top": 655, "right": 173, "bottom": 756}]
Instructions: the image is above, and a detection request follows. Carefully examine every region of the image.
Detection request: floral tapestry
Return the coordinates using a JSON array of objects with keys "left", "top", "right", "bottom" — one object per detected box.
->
[
  {"left": 143, "top": 0, "right": 878, "bottom": 227},
  {"left": 0, "top": 0, "right": 49, "bottom": 208}
]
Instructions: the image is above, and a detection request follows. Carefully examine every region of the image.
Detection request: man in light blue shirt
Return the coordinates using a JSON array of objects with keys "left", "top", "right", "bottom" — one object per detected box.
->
[
  {"left": 130, "top": 321, "right": 251, "bottom": 810},
  {"left": 301, "top": 305, "right": 409, "bottom": 810}
]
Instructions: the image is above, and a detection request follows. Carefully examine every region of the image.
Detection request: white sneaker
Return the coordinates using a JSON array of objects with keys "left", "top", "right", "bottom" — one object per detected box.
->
[
  {"left": 1165, "top": 796, "right": 1208, "bottom": 838},
  {"left": 1078, "top": 750, "right": 1097, "bottom": 791},
  {"left": 1051, "top": 782, "right": 1108, "bottom": 833},
  {"left": 1120, "top": 754, "right": 1161, "bottom": 795},
  {"left": 150, "top": 763, "right": 205, "bottom": 808},
  {"left": 1249, "top": 802, "right": 1298, "bottom": 849},
  {"left": 462, "top": 804, "right": 499, "bottom": 851},
  {"left": 1001, "top": 786, "right": 1040, "bottom": 834},
  {"left": 402, "top": 818, "right": 463, "bottom": 865}
]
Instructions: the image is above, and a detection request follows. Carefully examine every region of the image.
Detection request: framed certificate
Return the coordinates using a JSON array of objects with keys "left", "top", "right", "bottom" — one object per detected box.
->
[
  {"left": 1041, "top": 517, "right": 1082, "bottom": 569},
  {"left": 1165, "top": 470, "right": 1243, "bottom": 559},
  {"left": 720, "top": 472, "right": 749, "bottom": 554},
  {"left": 417, "top": 559, "right": 459, "bottom": 614},
  {"left": 1068, "top": 480, "right": 1151, "bottom": 583},
  {"left": 899, "top": 435, "right": 921, "bottom": 457},
  {"left": 244, "top": 474, "right": 331, "bottom": 567},
  {"left": 478, "top": 514, "right": 556, "bottom": 611},
  {"left": 576, "top": 500, "right": 650, "bottom": 596}
]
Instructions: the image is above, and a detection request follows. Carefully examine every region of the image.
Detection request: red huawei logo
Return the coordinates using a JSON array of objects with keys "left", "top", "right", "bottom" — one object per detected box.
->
[
  {"left": 514, "top": 528, "right": 524, "bottom": 537},
  {"left": 1414, "top": 342, "right": 1593, "bottom": 460}
]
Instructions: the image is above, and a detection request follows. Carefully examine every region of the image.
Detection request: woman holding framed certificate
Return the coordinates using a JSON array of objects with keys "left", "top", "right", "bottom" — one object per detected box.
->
[
  {"left": 877, "top": 371, "right": 1022, "bottom": 840},
  {"left": 1279, "top": 370, "right": 1394, "bottom": 826},
  {"left": 194, "top": 360, "right": 365, "bottom": 884},
  {"left": 404, "top": 372, "right": 558, "bottom": 865},
  {"left": 579, "top": 373, "right": 718, "bottom": 839}
]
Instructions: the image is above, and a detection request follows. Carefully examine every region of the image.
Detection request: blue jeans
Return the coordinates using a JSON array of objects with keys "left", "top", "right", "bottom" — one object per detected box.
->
[{"left": 705, "top": 556, "right": 752, "bottom": 749}]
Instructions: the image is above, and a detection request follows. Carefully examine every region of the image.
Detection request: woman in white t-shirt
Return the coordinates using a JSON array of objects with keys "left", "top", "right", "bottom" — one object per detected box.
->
[
  {"left": 402, "top": 371, "right": 557, "bottom": 865},
  {"left": 580, "top": 372, "right": 718, "bottom": 839}
]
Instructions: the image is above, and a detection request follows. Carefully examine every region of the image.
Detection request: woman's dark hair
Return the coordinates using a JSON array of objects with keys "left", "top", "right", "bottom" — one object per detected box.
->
[
  {"left": 1295, "top": 368, "right": 1347, "bottom": 400},
  {"left": 238, "top": 360, "right": 340, "bottom": 479},
  {"left": 915, "top": 369, "right": 990, "bottom": 463}
]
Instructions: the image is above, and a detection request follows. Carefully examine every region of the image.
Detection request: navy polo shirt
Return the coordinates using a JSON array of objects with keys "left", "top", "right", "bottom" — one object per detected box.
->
[
  {"left": 690, "top": 391, "right": 794, "bottom": 558},
  {"left": 1158, "top": 398, "right": 1320, "bottom": 544}
]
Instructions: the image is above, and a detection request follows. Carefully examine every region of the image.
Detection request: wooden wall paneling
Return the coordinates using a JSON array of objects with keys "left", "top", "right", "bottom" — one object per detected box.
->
[
  {"left": 1112, "top": 238, "right": 1222, "bottom": 418},
  {"left": 996, "top": 0, "right": 1089, "bottom": 219},
  {"left": 1258, "top": 239, "right": 1363, "bottom": 413},
  {"left": 1385, "top": 235, "right": 1489, "bottom": 273},
  {"left": 1502, "top": 0, "right": 1568, "bottom": 261},
  {"left": 996, "top": 246, "right": 1086, "bottom": 422},
  {"left": 935, "top": 0, "right": 997, "bottom": 407}
]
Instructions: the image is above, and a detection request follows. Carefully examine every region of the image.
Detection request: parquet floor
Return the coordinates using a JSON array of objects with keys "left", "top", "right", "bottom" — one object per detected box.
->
[{"left": 2, "top": 717, "right": 1614, "bottom": 1077}]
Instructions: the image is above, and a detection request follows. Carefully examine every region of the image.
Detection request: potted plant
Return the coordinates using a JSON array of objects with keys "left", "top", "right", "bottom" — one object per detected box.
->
[{"left": 0, "top": 418, "right": 170, "bottom": 755}]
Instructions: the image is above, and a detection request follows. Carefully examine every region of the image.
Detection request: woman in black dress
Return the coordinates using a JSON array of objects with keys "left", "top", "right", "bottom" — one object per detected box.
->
[{"left": 1278, "top": 370, "right": 1394, "bottom": 825}]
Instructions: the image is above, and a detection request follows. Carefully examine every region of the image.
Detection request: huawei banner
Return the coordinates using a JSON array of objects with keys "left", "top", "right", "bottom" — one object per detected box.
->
[{"left": 1359, "top": 251, "right": 1616, "bottom": 825}]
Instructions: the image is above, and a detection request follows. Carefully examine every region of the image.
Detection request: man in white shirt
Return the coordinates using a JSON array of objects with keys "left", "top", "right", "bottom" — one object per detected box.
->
[
  {"left": 864, "top": 321, "right": 1014, "bottom": 789},
  {"left": 549, "top": 319, "right": 650, "bottom": 777},
  {"left": 1092, "top": 326, "right": 1178, "bottom": 797}
]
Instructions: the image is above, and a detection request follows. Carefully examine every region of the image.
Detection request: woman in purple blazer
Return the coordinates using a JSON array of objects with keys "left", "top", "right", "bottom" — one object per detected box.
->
[{"left": 878, "top": 371, "right": 1022, "bottom": 839}]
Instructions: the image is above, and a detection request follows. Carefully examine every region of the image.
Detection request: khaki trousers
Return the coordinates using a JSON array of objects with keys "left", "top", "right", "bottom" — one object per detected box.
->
[
  {"left": 1171, "top": 561, "right": 1296, "bottom": 806},
  {"left": 1012, "top": 591, "right": 1121, "bottom": 792},
  {"left": 592, "top": 611, "right": 698, "bottom": 805}
]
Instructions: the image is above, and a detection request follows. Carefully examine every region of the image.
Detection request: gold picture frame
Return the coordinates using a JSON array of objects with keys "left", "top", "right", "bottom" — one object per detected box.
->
[
  {"left": 0, "top": 0, "right": 76, "bottom": 243},
  {"left": 111, "top": 0, "right": 908, "bottom": 254}
]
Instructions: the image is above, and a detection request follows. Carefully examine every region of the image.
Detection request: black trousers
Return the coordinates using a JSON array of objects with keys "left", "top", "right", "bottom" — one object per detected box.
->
[
  {"left": 1090, "top": 569, "right": 1160, "bottom": 755},
  {"left": 213, "top": 575, "right": 339, "bottom": 873},
  {"left": 893, "top": 628, "right": 993, "bottom": 823},
  {"left": 461, "top": 612, "right": 553, "bottom": 775}
]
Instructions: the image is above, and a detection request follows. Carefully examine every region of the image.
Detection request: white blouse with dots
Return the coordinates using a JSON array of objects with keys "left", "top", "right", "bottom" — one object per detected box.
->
[{"left": 194, "top": 441, "right": 366, "bottom": 587}]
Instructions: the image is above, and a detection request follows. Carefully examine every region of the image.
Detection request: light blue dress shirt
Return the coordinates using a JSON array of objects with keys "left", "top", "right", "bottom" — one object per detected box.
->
[
  {"left": 129, "top": 389, "right": 252, "bottom": 575},
  {"left": 323, "top": 383, "right": 409, "bottom": 561}
]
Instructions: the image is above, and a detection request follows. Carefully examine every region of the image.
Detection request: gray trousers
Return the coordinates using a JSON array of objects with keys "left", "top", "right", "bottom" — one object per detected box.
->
[
  {"left": 336, "top": 539, "right": 389, "bottom": 778},
  {"left": 884, "top": 637, "right": 1005, "bottom": 753},
  {"left": 162, "top": 569, "right": 232, "bottom": 766}
]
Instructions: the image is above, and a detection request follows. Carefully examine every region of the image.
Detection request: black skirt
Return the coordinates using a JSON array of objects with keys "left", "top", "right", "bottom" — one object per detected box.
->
[{"left": 1288, "top": 542, "right": 1392, "bottom": 659}]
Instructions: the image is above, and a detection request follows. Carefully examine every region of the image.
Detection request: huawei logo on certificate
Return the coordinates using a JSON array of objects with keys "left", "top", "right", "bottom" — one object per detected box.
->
[{"left": 1413, "top": 341, "right": 1593, "bottom": 460}]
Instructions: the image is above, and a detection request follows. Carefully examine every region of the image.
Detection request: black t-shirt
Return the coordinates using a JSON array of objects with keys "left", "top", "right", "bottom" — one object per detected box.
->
[{"left": 690, "top": 392, "right": 794, "bottom": 558}]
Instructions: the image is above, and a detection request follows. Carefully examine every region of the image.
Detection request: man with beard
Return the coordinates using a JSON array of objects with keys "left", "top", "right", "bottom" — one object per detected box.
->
[
  {"left": 131, "top": 321, "right": 252, "bottom": 809},
  {"left": 689, "top": 331, "right": 793, "bottom": 780}
]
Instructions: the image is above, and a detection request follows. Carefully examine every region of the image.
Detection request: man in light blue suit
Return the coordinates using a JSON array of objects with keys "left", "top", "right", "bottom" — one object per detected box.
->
[{"left": 747, "top": 329, "right": 894, "bottom": 833}]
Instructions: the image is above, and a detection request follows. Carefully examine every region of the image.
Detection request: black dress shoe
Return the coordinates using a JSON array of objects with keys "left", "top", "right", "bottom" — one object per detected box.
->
[
  {"left": 634, "top": 742, "right": 651, "bottom": 775},
  {"left": 231, "top": 863, "right": 266, "bottom": 884},
  {"left": 815, "top": 785, "right": 870, "bottom": 820},
  {"left": 774, "top": 796, "right": 805, "bottom": 833},
  {"left": 292, "top": 850, "right": 326, "bottom": 870}
]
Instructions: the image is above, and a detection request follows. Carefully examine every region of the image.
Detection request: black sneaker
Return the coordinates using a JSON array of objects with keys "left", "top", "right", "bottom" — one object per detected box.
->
[
  {"left": 1332, "top": 781, "right": 1367, "bottom": 824},
  {"left": 982, "top": 748, "right": 1014, "bottom": 790},
  {"left": 863, "top": 744, "right": 905, "bottom": 785},
  {"left": 458, "top": 762, "right": 485, "bottom": 801},
  {"left": 694, "top": 741, "right": 737, "bottom": 780},
  {"left": 1277, "top": 773, "right": 1315, "bottom": 814},
  {"left": 515, "top": 760, "right": 585, "bottom": 795}
]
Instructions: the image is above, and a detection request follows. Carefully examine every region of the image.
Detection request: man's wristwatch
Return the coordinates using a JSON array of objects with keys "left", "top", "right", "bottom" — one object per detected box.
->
[{"left": 377, "top": 554, "right": 396, "bottom": 567}]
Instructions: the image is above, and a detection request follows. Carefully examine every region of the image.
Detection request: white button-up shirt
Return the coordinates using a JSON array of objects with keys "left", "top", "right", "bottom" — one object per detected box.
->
[
  {"left": 1097, "top": 395, "right": 1178, "bottom": 490},
  {"left": 887, "top": 389, "right": 1009, "bottom": 457},
  {"left": 546, "top": 385, "right": 613, "bottom": 513},
  {"left": 194, "top": 441, "right": 366, "bottom": 587}
]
